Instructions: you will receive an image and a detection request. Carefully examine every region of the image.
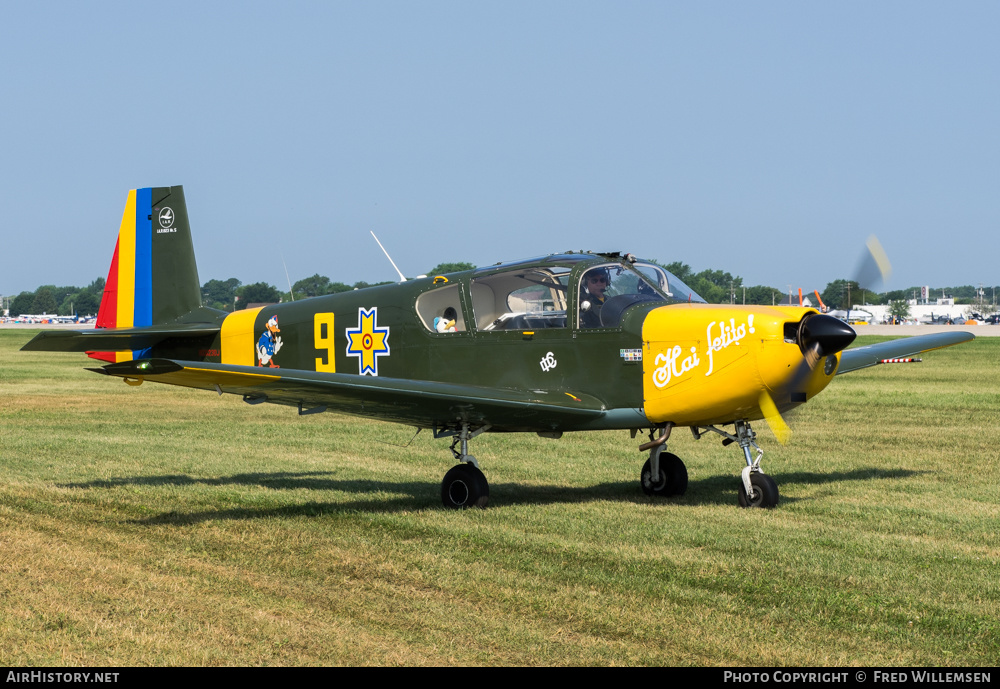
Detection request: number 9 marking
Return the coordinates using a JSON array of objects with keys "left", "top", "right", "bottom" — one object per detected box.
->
[{"left": 314, "top": 313, "right": 336, "bottom": 372}]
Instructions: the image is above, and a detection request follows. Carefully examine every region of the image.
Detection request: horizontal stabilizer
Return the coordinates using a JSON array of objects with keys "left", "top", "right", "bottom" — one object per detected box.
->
[
  {"left": 20, "top": 323, "right": 221, "bottom": 353},
  {"left": 837, "top": 331, "right": 974, "bottom": 374}
]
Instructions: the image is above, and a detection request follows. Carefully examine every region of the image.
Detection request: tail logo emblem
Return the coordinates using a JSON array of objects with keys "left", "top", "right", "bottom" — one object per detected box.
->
[{"left": 158, "top": 207, "right": 175, "bottom": 228}]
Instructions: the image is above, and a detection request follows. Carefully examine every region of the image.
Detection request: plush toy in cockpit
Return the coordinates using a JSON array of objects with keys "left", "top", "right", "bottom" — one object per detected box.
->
[{"left": 434, "top": 306, "right": 458, "bottom": 332}]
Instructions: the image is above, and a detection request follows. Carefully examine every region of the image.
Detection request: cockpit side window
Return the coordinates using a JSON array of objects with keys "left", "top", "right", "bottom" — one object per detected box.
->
[
  {"left": 578, "top": 262, "right": 671, "bottom": 329},
  {"left": 471, "top": 267, "right": 571, "bottom": 331},
  {"left": 415, "top": 283, "right": 466, "bottom": 333}
]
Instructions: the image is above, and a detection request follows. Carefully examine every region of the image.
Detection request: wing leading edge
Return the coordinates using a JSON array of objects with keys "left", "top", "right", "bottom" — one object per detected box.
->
[
  {"left": 837, "top": 331, "right": 974, "bottom": 374},
  {"left": 92, "top": 358, "right": 616, "bottom": 433}
]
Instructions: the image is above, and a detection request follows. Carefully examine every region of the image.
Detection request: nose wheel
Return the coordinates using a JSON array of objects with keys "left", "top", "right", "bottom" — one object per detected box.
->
[
  {"left": 737, "top": 470, "right": 779, "bottom": 508},
  {"left": 692, "top": 420, "right": 781, "bottom": 508}
]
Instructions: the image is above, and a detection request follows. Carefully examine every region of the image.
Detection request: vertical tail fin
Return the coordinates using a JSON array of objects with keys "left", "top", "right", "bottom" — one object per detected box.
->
[{"left": 90, "top": 186, "right": 202, "bottom": 362}]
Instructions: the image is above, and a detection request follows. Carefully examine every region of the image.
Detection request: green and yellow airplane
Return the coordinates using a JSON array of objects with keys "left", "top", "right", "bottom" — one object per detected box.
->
[{"left": 23, "top": 186, "right": 975, "bottom": 509}]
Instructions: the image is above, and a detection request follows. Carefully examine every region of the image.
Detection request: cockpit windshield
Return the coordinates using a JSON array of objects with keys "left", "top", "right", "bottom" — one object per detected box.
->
[{"left": 627, "top": 263, "right": 706, "bottom": 305}]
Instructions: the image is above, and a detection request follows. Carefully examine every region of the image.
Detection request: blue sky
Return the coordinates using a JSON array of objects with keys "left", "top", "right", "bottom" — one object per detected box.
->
[{"left": 2, "top": 1, "right": 997, "bottom": 298}]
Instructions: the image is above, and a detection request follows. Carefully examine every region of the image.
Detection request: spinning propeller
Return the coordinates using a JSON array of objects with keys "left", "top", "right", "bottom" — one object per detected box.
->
[{"left": 760, "top": 236, "right": 892, "bottom": 444}]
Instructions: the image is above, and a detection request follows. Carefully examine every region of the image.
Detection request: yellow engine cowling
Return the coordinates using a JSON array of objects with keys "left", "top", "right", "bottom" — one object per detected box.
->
[{"left": 640, "top": 304, "right": 840, "bottom": 427}]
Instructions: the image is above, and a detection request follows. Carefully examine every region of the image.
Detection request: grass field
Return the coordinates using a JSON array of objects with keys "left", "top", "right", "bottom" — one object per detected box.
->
[{"left": 1, "top": 329, "right": 997, "bottom": 666}]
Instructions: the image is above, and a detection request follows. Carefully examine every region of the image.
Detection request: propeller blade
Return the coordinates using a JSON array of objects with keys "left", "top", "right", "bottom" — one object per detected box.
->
[
  {"left": 762, "top": 237, "right": 885, "bottom": 444},
  {"left": 759, "top": 391, "right": 791, "bottom": 445},
  {"left": 854, "top": 235, "right": 892, "bottom": 291},
  {"left": 764, "top": 315, "right": 857, "bottom": 440},
  {"left": 785, "top": 341, "right": 822, "bottom": 400}
]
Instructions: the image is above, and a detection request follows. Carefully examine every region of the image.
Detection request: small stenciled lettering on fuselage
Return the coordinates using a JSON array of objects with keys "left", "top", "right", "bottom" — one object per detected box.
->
[
  {"left": 539, "top": 351, "right": 557, "bottom": 372},
  {"left": 620, "top": 349, "right": 642, "bottom": 362},
  {"left": 651, "top": 314, "right": 755, "bottom": 389}
]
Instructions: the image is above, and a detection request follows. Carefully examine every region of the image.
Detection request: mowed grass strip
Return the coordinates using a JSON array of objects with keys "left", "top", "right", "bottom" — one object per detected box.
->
[{"left": 1, "top": 330, "right": 997, "bottom": 666}]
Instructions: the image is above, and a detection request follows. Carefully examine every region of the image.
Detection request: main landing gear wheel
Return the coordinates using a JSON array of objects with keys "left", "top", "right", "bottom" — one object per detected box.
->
[
  {"left": 737, "top": 472, "right": 779, "bottom": 509},
  {"left": 640, "top": 452, "right": 688, "bottom": 497},
  {"left": 441, "top": 463, "right": 490, "bottom": 510}
]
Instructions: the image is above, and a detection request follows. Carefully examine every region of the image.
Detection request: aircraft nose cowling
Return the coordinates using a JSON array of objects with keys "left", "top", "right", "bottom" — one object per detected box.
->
[{"left": 799, "top": 314, "right": 856, "bottom": 356}]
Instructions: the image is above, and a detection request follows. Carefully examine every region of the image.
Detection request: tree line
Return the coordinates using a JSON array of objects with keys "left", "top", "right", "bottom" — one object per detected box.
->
[
  {"left": 4, "top": 260, "right": 996, "bottom": 316},
  {"left": 658, "top": 261, "right": 997, "bottom": 312},
  {"left": 5, "top": 278, "right": 106, "bottom": 318},
  {"left": 2, "top": 262, "right": 472, "bottom": 317}
]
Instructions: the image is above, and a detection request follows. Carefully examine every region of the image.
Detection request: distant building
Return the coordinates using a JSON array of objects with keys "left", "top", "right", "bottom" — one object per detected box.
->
[{"left": 778, "top": 294, "right": 814, "bottom": 308}]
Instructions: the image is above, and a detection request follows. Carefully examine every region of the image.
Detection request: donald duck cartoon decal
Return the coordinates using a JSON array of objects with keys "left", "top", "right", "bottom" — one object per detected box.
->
[{"left": 256, "top": 315, "right": 283, "bottom": 368}]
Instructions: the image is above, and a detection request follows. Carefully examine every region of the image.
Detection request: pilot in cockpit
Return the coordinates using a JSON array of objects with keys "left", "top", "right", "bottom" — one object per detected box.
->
[{"left": 580, "top": 267, "right": 610, "bottom": 328}]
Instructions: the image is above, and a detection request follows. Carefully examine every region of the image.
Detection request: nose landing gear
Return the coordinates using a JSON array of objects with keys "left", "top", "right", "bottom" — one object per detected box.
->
[{"left": 692, "top": 420, "right": 780, "bottom": 509}]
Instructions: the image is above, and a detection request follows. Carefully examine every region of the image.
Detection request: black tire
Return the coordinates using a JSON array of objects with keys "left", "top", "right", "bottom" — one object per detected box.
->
[
  {"left": 737, "top": 472, "right": 779, "bottom": 508},
  {"left": 441, "top": 463, "right": 489, "bottom": 509},
  {"left": 640, "top": 452, "right": 688, "bottom": 497}
]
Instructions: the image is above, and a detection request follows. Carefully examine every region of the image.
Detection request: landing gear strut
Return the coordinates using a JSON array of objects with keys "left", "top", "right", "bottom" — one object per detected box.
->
[
  {"left": 693, "top": 420, "right": 780, "bottom": 509},
  {"left": 638, "top": 423, "right": 688, "bottom": 498},
  {"left": 436, "top": 423, "right": 491, "bottom": 509}
]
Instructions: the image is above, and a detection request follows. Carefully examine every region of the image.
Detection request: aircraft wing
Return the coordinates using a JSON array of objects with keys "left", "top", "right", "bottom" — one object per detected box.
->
[
  {"left": 91, "top": 358, "right": 611, "bottom": 432},
  {"left": 837, "top": 331, "right": 974, "bottom": 374}
]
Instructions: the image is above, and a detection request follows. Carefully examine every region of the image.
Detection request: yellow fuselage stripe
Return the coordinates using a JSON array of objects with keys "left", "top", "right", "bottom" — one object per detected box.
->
[
  {"left": 182, "top": 366, "right": 280, "bottom": 382},
  {"left": 221, "top": 307, "right": 264, "bottom": 366}
]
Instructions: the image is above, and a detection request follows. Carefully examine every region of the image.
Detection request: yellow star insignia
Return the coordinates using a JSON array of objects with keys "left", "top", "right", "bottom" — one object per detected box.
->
[{"left": 346, "top": 307, "right": 390, "bottom": 375}]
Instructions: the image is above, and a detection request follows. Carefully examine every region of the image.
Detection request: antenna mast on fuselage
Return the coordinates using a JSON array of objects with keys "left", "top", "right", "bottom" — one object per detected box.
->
[{"left": 370, "top": 231, "right": 407, "bottom": 282}]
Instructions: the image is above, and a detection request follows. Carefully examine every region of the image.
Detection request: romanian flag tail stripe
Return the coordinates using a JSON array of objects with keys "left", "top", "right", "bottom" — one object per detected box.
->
[
  {"left": 97, "top": 239, "right": 119, "bottom": 328},
  {"left": 88, "top": 186, "right": 202, "bottom": 363},
  {"left": 134, "top": 187, "right": 153, "bottom": 329}
]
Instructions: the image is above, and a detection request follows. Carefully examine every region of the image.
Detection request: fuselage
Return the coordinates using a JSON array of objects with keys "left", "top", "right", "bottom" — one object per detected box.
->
[{"left": 143, "top": 253, "right": 844, "bottom": 432}]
